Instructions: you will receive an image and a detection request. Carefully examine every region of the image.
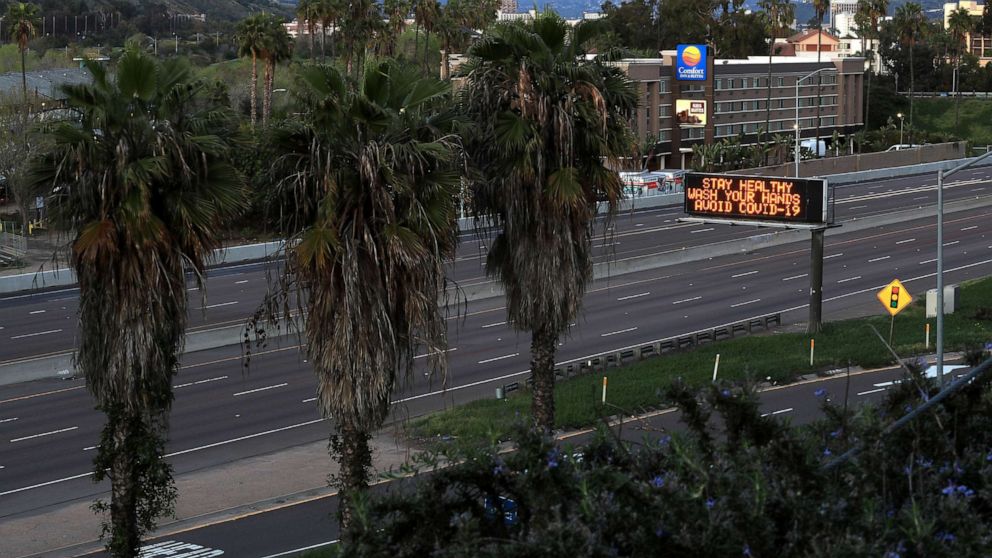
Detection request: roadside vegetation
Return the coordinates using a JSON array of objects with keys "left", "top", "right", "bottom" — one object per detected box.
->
[{"left": 412, "top": 275, "right": 992, "bottom": 449}]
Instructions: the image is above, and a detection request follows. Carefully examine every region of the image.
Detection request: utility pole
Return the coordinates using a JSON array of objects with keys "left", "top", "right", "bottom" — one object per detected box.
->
[{"left": 809, "top": 227, "right": 825, "bottom": 334}]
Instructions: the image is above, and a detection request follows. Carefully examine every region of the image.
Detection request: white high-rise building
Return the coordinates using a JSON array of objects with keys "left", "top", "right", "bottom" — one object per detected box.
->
[{"left": 829, "top": 0, "right": 859, "bottom": 29}]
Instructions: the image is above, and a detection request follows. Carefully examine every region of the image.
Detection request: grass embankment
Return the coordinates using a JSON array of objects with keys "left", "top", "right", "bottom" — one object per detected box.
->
[
  {"left": 913, "top": 98, "right": 992, "bottom": 147},
  {"left": 412, "top": 276, "right": 992, "bottom": 447}
]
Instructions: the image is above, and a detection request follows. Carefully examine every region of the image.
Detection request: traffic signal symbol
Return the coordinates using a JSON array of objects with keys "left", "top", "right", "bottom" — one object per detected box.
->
[{"left": 890, "top": 286, "right": 900, "bottom": 308}]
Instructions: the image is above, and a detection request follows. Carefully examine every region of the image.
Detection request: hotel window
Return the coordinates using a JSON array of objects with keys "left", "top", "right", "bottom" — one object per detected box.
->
[
  {"left": 715, "top": 78, "right": 723, "bottom": 90},
  {"left": 685, "top": 127, "right": 704, "bottom": 139},
  {"left": 659, "top": 129, "right": 671, "bottom": 141},
  {"left": 659, "top": 80, "right": 669, "bottom": 93},
  {"left": 659, "top": 105, "right": 671, "bottom": 117},
  {"left": 777, "top": 76, "right": 785, "bottom": 86}
]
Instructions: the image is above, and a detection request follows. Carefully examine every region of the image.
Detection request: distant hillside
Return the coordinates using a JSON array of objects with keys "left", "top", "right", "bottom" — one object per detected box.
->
[{"left": 83, "top": 0, "right": 293, "bottom": 22}]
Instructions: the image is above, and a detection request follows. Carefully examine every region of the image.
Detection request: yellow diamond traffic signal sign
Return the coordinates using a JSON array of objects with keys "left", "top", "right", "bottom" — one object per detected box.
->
[{"left": 877, "top": 279, "right": 912, "bottom": 317}]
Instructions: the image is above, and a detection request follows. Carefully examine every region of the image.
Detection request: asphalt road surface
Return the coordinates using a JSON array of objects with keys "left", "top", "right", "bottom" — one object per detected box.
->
[
  {"left": 1, "top": 166, "right": 990, "bottom": 364},
  {"left": 2, "top": 196, "right": 990, "bottom": 518},
  {"left": 75, "top": 361, "right": 943, "bottom": 558}
]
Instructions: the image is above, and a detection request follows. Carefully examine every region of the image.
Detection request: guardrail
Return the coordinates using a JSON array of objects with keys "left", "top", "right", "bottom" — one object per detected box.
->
[{"left": 496, "top": 312, "right": 783, "bottom": 396}]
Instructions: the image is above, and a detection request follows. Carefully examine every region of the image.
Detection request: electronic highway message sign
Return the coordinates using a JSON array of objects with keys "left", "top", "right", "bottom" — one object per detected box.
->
[{"left": 684, "top": 173, "right": 828, "bottom": 226}]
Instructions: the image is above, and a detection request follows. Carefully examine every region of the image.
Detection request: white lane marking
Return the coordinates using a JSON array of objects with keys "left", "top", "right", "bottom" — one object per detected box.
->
[
  {"left": 617, "top": 292, "right": 650, "bottom": 301},
  {"left": 481, "top": 321, "right": 506, "bottom": 329},
  {"left": 83, "top": 445, "right": 98, "bottom": 451},
  {"left": 478, "top": 353, "right": 519, "bottom": 364},
  {"left": 10, "top": 329, "right": 62, "bottom": 340},
  {"left": 187, "top": 287, "right": 200, "bottom": 292},
  {"left": 138, "top": 540, "right": 224, "bottom": 557},
  {"left": 0, "top": 471, "right": 94, "bottom": 496},
  {"left": 204, "top": 301, "right": 239, "bottom": 309},
  {"left": 235, "top": 280, "right": 249, "bottom": 284},
  {"left": 868, "top": 256, "right": 890, "bottom": 263},
  {"left": 920, "top": 258, "right": 937, "bottom": 264},
  {"left": 233, "top": 383, "right": 288, "bottom": 397},
  {"left": 173, "top": 376, "right": 228, "bottom": 389},
  {"left": 731, "top": 270, "right": 758, "bottom": 278},
  {"left": 857, "top": 388, "right": 887, "bottom": 396},
  {"left": 165, "top": 419, "right": 325, "bottom": 459},
  {"left": 943, "top": 241, "right": 960, "bottom": 247},
  {"left": 896, "top": 238, "right": 915, "bottom": 245},
  {"left": 837, "top": 276, "right": 862, "bottom": 283},
  {"left": 730, "top": 299, "right": 761, "bottom": 308},
  {"left": 672, "top": 296, "right": 701, "bottom": 305},
  {"left": 601, "top": 327, "right": 638, "bottom": 337},
  {"left": 782, "top": 274, "right": 808, "bottom": 281},
  {"left": 302, "top": 397, "right": 317, "bottom": 403},
  {"left": 849, "top": 205, "right": 868, "bottom": 210},
  {"left": 28, "top": 310, "right": 45, "bottom": 315},
  {"left": 761, "top": 408, "right": 793, "bottom": 417},
  {"left": 961, "top": 226, "right": 978, "bottom": 231},
  {"left": 690, "top": 227, "right": 715, "bottom": 234},
  {"left": 413, "top": 348, "right": 457, "bottom": 359},
  {"left": 0, "top": 417, "right": 18, "bottom": 423},
  {"left": 10, "top": 426, "right": 78, "bottom": 443},
  {"left": 258, "top": 540, "right": 339, "bottom": 558},
  {"left": 912, "top": 196, "right": 928, "bottom": 201},
  {"left": 824, "top": 253, "right": 843, "bottom": 259}
]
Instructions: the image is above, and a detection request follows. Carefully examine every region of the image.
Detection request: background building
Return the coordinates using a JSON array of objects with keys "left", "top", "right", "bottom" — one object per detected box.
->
[
  {"left": 944, "top": 1, "right": 992, "bottom": 67},
  {"left": 620, "top": 50, "right": 865, "bottom": 169}
]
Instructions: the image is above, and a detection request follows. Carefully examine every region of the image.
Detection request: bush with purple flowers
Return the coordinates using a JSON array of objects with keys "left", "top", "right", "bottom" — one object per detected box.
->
[{"left": 343, "top": 365, "right": 992, "bottom": 557}]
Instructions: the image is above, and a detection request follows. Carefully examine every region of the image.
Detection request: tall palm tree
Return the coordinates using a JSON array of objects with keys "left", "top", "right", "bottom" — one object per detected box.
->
[
  {"left": 261, "top": 14, "right": 293, "bottom": 124},
  {"left": 894, "top": 2, "right": 925, "bottom": 144},
  {"left": 236, "top": 14, "right": 267, "bottom": 127},
  {"left": 948, "top": 7, "right": 975, "bottom": 126},
  {"left": 812, "top": 0, "right": 829, "bottom": 157},
  {"left": 7, "top": 2, "right": 40, "bottom": 106},
  {"left": 316, "top": 0, "right": 345, "bottom": 61},
  {"left": 860, "top": 0, "right": 888, "bottom": 136},
  {"left": 30, "top": 49, "right": 246, "bottom": 558},
  {"left": 437, "top": 0, "right": 467, "bottom": 80},
  {"left": 297, "top": 0, "right": 320, "bottom": 59},
  {"left": 261, "top": 61, "right": 462, "bottom": 535},
  {"left": 758, "top": 0, "right": 793, "bottom": 165},
  {"left": 383, "top": 0, "right": 410, "bottom": 57},
  {"left": 460, "top": 13, "right": 637, "bottom": 432},
  {"left": 415, "top": 0, "right": 440, "bottom": 71}
]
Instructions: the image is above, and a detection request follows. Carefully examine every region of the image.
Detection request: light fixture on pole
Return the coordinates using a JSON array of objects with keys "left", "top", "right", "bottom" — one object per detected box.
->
[
  {"left": 793, "top": 122, "right": 800, "bottom": 176},
  {"left": 897, "top": 112, "right": 905, "bottom": 146},
  {"left": 795, "top": 67, "right": 838, "bottom": 172}
]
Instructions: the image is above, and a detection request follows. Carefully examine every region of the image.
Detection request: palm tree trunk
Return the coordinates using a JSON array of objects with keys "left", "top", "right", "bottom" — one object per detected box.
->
[
  {"left": 423, "top": 30, "right": 430, "bottom": 72},
  {"left": 330, "top": 19, "right": 337, "bottom": 58},
  {"left": 321, "top": 23, "right": 327, "bottom": 62},
  {"left": 414, "top": 24, "right": 420, "bottom": 60},
  {"left": 530, "top": 325, "right": 557, "bottom": 432},
  {"left": 909, "top": 41, "right": 915, "bottom": 145},
  {"left": 336, "top": 420, "right": 372, "bottom": 539},
  {"left": 309, "top": 25, "right": 315, "bottom": 59},
  {"left": 263, "top": 58, "right": 273, "bottom": 125},
  {"left": 250, "top": 51, "right": 258, "bottom": 128},
  {"left": 20, "top": 47, "right": 28, "bottom": 106},
  {"left": 815, "top": 24, "right": 822, "bottom": 158},
  {"left": 109, "top": 412, "right": 141, "bottom": 558},
  {"left": 441, "top": 39, "right": 449, "bottom": 80}
]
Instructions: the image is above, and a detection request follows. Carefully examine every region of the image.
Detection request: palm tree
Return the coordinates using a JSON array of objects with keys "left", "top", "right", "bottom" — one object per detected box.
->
[
  {"left": 437, "top": 0, "right": 467, "bottom": 80},
  {"left": 316, "top": 0, "right": 345, "bottom": 61},
  {"left": 383, "top": 0, "right": 410, "bottom": 56},
  {"left": 261, "top": 61, "right": 462, "bottom": 534},
  {"left": 7, "top": 2, "right": 40, "bottom": 106},
  {"left": 859, "top": 0, "right": 888, "bottom": 137},
  {"left": 415, "top": 0, "right": 441, "bottom": 71},
  {"left": 297, "top": 0, "right": 320, "bottom": 59},
  {"left": 948, "top": 7, "right": 976, "bottom": 126},
  {"left": 894, "top": 2, "right": 925, "bottom": 144},
  {"left": 30, "top": 49, "right": 246, "bottom": 557},
  {"left": 758, "top": 0, "right": 794, "bottom": 165},
  {"left": 460, "top": 13, "right": 637, "bottom": 432},
  {"left": 236, "top": 14, "right": 267, "bottom": 127},
  {"left": 812, "top": 0, "right": 829, "bottom": 157},
  {"left": 261, "top": 14, "right": 293, "bottom": 124}
]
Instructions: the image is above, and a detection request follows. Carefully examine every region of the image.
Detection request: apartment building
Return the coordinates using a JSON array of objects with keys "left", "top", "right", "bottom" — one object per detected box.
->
[
  {"left": 619, "top": 49, "right": 865, "bottom": 169},
  {"left": 944, "top": 1, "right": 992, "bottom": 67}
]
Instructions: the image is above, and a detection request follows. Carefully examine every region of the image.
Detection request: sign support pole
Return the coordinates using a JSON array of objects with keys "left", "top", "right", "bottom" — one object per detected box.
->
[
  {"left": 808, "top": 228, "right": 825, "bottom": 334},
  {"left": 888, "top": 315, "right": 895, "bottom": 347}
]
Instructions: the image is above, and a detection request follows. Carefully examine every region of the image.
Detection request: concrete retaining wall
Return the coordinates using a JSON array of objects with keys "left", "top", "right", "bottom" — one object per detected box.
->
[{"left": 738, "top": 142, "right": 969, "bottom": 179}]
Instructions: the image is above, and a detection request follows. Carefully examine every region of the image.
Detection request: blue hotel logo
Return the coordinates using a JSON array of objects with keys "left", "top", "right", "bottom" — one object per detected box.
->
[{"left": 676, "top": 44, "right": 707, "bottom": 81}]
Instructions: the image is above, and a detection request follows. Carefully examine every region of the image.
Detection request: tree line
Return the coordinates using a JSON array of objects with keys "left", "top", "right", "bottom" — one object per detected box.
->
[{"left": 15, "top": 10, "right": 636, "bottom": 557}]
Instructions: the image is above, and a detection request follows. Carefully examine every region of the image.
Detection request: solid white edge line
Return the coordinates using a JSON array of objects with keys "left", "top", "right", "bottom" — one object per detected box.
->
[
  {"left": 0, "top": 471, "right": 94, "bottom": 497},
  {"left": 857, "top": 388, "right": 887, "bottom": 396},
  {"left": 165, "top": 419, "right": 326, "bottom": 459},
  {"left": 9, "top": 329, "right": 63, "bottom": 340},
  {"left": 258, "top": 540, "right": 339, "bottom": 558}
]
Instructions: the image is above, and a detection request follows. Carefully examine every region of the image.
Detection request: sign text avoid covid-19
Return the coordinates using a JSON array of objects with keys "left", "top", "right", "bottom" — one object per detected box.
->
[{"left": 683, "top": 173, "right": 828, "bottom": 225}]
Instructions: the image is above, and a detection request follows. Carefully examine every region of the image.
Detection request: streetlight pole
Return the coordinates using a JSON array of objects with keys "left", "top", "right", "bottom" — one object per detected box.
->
[
  {"left": 897, "top": 112, "right": 904, "bottom": 145},
  {"left": 935, "top": 149, "right": 992, "bottom": 387},
  {"left": 795, "top": 67, "right": 838, "bottom": 175}
]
